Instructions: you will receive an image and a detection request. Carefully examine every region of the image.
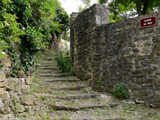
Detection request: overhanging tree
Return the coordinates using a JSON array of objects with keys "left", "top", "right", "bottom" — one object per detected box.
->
[{"left": 109, "top": 0, "right": 160, "bottom": 22}]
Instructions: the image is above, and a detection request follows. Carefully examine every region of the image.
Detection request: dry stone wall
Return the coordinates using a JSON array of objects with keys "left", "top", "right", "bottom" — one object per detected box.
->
[
  {"left": 0, "top": 70, "right": 33, "bottom": 118},
  {"left": 0, "top": 56, "right": 33, "bottom": 118},
  {"left": 70, "top": 4, "right": 160, "bottom": 107}
]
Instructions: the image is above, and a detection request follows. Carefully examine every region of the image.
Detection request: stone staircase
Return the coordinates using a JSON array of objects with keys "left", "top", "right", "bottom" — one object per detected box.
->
[
  {"left": 32, "top": 50, "right": 117, "bottom": 120},
  {"left": 30, "top": 50, "right": 159, "bottom": 120}
]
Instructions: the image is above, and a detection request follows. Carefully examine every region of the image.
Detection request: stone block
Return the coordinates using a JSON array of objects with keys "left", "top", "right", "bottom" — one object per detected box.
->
[
  {"left": 21, "top": 95, "right": 34, "bottom": 105},
  {"left": 25, "top": 76, "right": 32, "bottom": 85},
  {"left": 0, "top": 82, "right": 8, "bottom": 88},
  {"left": 1, "top": 91, "right": 10, "bottom": 102},
  {"left": 3, "top": 114, "right": 14, "bottom": 119},
  {"left": 16, "top": 103, "right": 25, "bottom": 113},
  {"left": 0, "top": 88, "right": 5, "bottom": 97},
  {"left": 0, "top": 58, "right": 11, "bottom": 67},
  {"left": 2, "top": 68, "right": 10, "bottom": 77},
  {"left": 21, "top": 85, "right": 30, "bottom": 94},
  {"left": 0, "top": 71, "right": 6, "bottom": 82},
  {"left": 9, "top": 92, "right": 20, "bottom": 101},
  {"left": 0, "top": 101, "right": 11, "bottom": 114},
  {"left": 20, "top": 78, "right": 25, "bottom": 84},
  {"left": 0, "top": 99, "right": 4, "bottom": 108},
  {"left": 155, "top": 90, "right": 160, "bottom": 96},
  {"left": 6, "top": 78, "right": 22, "bottom": 92}
]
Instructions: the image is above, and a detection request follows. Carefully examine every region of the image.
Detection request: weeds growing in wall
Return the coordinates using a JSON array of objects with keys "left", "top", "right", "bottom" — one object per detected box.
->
[{"left": 113, "top": 84, "right": 129, "bottom": 99}]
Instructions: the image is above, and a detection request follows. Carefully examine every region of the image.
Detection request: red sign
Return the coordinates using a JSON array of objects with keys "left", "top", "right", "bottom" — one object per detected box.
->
[{"left": 140, "top": 16, "right": 156, "bottom": 28}]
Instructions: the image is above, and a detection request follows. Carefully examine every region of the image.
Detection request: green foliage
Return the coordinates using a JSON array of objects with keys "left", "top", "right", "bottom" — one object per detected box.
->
[
  {"left": 153, "top": 115, "right": 160, "bottom": 119},
  {"left": 20, "top": 50, "right": 37, "bottom": 71},
  {"left": 113, "top": 84, "right": 129, "bottom": 99},
  {"left": 96, "top": 79, "right": 102, "bottom": 89},
  {"left": 21, "top": 26, "right": 44, "bottom": 51},
  {"left": 109, "top": 0, "right": 136, "bottom": 22},
  {"left": 50, "top": 109, "right": 55, "bottom": 113},
  {"left": 55, "top": 49, "right": 75, "bottom": 75},
  {"left": 78, "top": 0, "right": 91, "bottom": 12},
  {"left": 40, "top": 96, "right": 48, "bottom": 101},
  {"left": 109, "top": 0, "right": 160, "bottom": 22},
  {"left": 0, "top": 0, "right": 24, "bottom": 59},
  {"left": 7, "top": 0, "right": 32, "bottom": 26},
  {"left": 98, "top": 0, "right": 108, "bottom": 4},
  {"left": 12, "top": 100, "right": 18, "bottom": 115},
  {"left": 55, "top": 0, "right": 70, "bottom": 33},
  {"left": 0, "top": 0, "right": 69, "bottom": 77}
]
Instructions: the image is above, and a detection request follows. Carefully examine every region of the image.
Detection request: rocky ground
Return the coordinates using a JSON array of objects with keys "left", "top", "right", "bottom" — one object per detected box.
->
[{"left": 10, "top": 50, "right": 160, "bottom": 120}]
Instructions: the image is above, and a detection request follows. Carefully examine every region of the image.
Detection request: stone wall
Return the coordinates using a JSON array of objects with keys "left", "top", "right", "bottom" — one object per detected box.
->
[
  {"left": 0, "top": 56, "right": 33, "bottom": 118},
  {"left": 70, "top": 4, "right": 160, "bottom": 107}
]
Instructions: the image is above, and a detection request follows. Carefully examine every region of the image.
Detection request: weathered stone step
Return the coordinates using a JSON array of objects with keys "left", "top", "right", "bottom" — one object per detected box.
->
[
  {"left": 36, "top": 70, "right": 53, "bottom": 73},
  {"left": 52, "top": 85, "right": 85, "bottom": 90},
  {"left": 45, "top": 78, "right": 80, "bottom": 82},
  {"left": 37, "top": 71, "right": 67, "bottom": 77},
  {"left": 40, "top": 62, "right": 56, "bottom": 64},
  {"left": 59, "top": 93, "right": 98, "bottom": 100},
  {"left": 50, "top": 104, "right": 109, "bottom": 111},
  {"left": 36, "top": 93, "right": 98, "bottom": 100},
  {"left": 37, "top": 74, "right": 61, "bottom": 77},
  {"left": 42, "top": 58, "right": 55, "bottom": 61},
  {"left": 37, "top": 73, "right": 74, "bottom": 77},
  {"left": 41, "top": 52, "right": 55, "bottom": 57},
  {"left": 46, "top": 81, "right": 85, "bottom": 88},
  {"left": 48, "top": 94, "right": 117, "bottom": 111},
  {"left": 37, "top": 64, "right": 57, "bottom": 67},
  {"left": 38, "top": 67, "right": 58, "bottom": 70},
  {"left": 41, "top": 55, "right": 55, "bottom": 57}
]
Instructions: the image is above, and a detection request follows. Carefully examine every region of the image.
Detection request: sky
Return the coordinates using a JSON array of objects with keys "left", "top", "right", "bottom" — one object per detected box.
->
[{"left": 59, "top": 0, "right": 106, "bottom": 15}]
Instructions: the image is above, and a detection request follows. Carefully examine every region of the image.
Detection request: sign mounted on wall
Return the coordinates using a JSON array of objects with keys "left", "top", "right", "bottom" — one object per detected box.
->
[{"left": 140, "top": 16, "right": 156, "bottom": 28}]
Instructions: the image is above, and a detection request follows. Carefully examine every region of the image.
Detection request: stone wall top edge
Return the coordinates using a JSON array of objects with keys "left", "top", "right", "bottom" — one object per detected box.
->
[
  {"left": 71, "top": 4, "right": 109, "bottom": 25},
  {"left": 72, "top": 4, "right": 159, "bottom": 30},
  {"left": 94, "top": 11, "right": 160, "bottom": 30}
]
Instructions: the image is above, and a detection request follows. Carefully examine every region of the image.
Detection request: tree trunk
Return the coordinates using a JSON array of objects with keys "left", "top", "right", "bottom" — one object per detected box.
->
[
  {"left": 134, "top": 0, "right": 142, "bottom": 15},
  {"left": 142, "top": 0, "right": 149, "bottom": 15}
]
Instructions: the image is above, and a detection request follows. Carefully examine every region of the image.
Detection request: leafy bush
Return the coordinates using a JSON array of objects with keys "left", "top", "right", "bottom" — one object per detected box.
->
[
  {"left": 0, "top": 1, "right": 24, "bottom": 59},
  {"left": 55, "top": 49, "right": 75, "bottom": 75},
  {"left": 52, "top": 34, "right": 74, "bottom": 75},
  {"left": 0, "top": 0, "right": 69, "bottom": 77},
  {"left": 113, "top": 84, "right": 129, "bottom": 99}
]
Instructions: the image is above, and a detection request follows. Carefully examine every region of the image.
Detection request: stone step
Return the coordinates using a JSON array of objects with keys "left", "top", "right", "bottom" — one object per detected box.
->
[
  {"left": 37, "top": 73, "right": 74, "bottom": 77},
  {"left": 37, "top": 93, "right": 98, "bottom": 100},
  {"left": 52, "top": 85, "right": 86, "bottom": 90},
  {"left": 45, "top": 78, "right": 80, "bottom": 82},
  {"left": 42, "top": 58, "right": 55, "bottom": 61},
  {"left": 59, "top": 93, "right": 98, "bottom": 100},
  {"left": 50, "top": 104, "right": 109, "bottom": 111},
  {"left": 37, "top": 74, "right": 61, "bottom": 77},
  {"left": 37, "top": 67, "right": 58, "bottom": 70},
  {"left": 41, "top": 55, "right": 55, "bottom": 57},
  {"left": 41, "top": 53, "right": 55, "bottom": 56},
  {"left": 48, "top": 94, "right": 117, "bottom": 111},
  {"left": 40, "top": 62, "right": 57, "bottom": 64},
  {"left": 36, "top": 70, "right": 53, "bottom": 73},
  {"left": 37, "top": 64, "right": 57, "bottom": 67}
]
